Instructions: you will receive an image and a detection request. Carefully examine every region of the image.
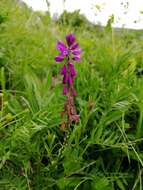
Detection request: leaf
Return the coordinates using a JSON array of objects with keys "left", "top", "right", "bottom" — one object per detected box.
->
[{"left": 116, "top": 178, "right": 126, "bottom": 190}]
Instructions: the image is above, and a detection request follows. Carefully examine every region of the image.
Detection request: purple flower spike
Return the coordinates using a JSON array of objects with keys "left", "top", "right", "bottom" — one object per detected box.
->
[
  {"left": 55, "top": 33, "right": 82, "bottom": 63},
  {"left": 55, "top": 33, "right": 81, "bottom": 128}
]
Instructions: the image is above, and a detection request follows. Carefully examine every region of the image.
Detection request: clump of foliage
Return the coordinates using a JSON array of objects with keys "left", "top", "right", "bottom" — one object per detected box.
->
[
  {"left": 57, "top": 10, "right": 91, "bottom": 28},
  {"left": 0, "top": 0, "right": 143, "bottom": 190}
]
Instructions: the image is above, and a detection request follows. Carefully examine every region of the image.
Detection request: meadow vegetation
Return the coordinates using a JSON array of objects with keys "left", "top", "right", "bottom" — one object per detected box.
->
[{"left": 0, "top": 0, "right": 143, "bottom": 189}]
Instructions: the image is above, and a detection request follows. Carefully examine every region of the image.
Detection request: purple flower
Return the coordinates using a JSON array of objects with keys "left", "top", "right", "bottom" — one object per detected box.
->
[
  {"left": 55, "top": 34, "right": 81, "bottom": 97},
  {"left": 63, "top": 74, "right": 68, "bottom": 84},
  {"left": 72, "top": 89, "right": 76, "bottom": 96},
  {"left": 63, "top": 85, "right": 68, "bottom": 95},
  {"left": 61, "top": 63, "right": 76, "bottom": 87},
  {"left": 55, "top": 33, "right": 81, "bottom": 128},
  {"left": 70, "top": 114, "right": 80, "bottom": 123},
  {"left": 55, "top": 33, "right": 82, "bottom": 62},
  {"left": 70, "top": 42, "right": 79, "bottom": 50},
  {"left": 61, "top": 62, "right": 76, "bottom": 87},
  {"left": 63, "top": 73, "right": 73, "bottom": 86},
  {"left": 66, "top": 34, "right": 75, "bottom": 46},
  {"left": 72, "top": 49, "right": 82, "bottom": 55},
  {"left": 57, "top": 41, "right": 67, "bottom": 52},
  {"left": 55, "top": 55, "right": 65, "bottom": 62},
  {"left": 61, "top": 65, "right": 67, "bottom": 75},
  {"left": 73, "top": 56, "right": 81, "bottom": 62},
  {"left": 69, "top": 62, "right": 76, "bottom": 77},
  {"left": 68, "top": 76, "right": 73, "bottom": 85}
]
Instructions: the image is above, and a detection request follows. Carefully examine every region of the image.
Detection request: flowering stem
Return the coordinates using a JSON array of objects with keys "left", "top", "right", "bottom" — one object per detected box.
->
[{"left": 55, "top": 33, "right": 81, "bottom": 129}]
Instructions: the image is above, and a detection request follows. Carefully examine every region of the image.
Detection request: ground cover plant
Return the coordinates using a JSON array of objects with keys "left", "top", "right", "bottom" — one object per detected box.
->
[{"left": 0, "top": 0, "right": 143, "bottom": 189}]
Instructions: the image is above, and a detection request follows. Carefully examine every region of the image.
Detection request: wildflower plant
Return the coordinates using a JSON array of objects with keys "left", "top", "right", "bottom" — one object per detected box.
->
[{"left": 55, "top": 33, "right": 81, "bottom": 128}]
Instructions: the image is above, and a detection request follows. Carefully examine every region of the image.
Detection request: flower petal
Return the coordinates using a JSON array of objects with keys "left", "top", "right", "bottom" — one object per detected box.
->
[
  {"left": 73, "top": 56, "right": 81, "bottom": 62},
  {"left": 71, "top": 114, "right": 80, "bottom": 122},
  {"left": 63, "top": 74, "right": 68, "bottom": 84},
  {"left": 69, "top": 63, "right": 76, "bottom": 77},
  {"left": 63, "top": 85, "right": 68, "bottom": 95},
  {"left": 61, "top": 65, "right": 67, "bottom": 75},
  {"left": 70, "top": 42, "right": 79, "bottom": 50},
  {"left": 57, "top": 41, "right": 67, "bottom": 53},
  {"left": 72, "top": 49, "right": 82, "bottom": 55},
  {"left": 66, "top": 33, "right": 75, "bottom": 46},
  {"left": 68, "top": 76, "right": 73, "bottom": 85},
  {"left": 55, "top": 55, "right": 64, "bottom": 62},
  {"left": 72, "top": 89, "right": 76, "bottom": 96}
]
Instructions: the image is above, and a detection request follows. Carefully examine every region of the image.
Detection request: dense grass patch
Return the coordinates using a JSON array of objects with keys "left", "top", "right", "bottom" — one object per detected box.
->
[{"left": 0, "top": 0, "right": 143, "bottom": 189}]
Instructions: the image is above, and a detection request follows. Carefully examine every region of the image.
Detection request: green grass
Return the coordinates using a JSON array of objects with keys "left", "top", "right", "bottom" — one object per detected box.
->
[{"left": 0, "top": 0, "right": 143, "bottom": 189}]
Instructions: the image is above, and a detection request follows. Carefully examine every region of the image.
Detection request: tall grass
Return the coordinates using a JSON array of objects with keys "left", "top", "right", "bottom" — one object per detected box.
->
[{"left": 0, "top": 0, "right": 143, "bottom": 189}]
